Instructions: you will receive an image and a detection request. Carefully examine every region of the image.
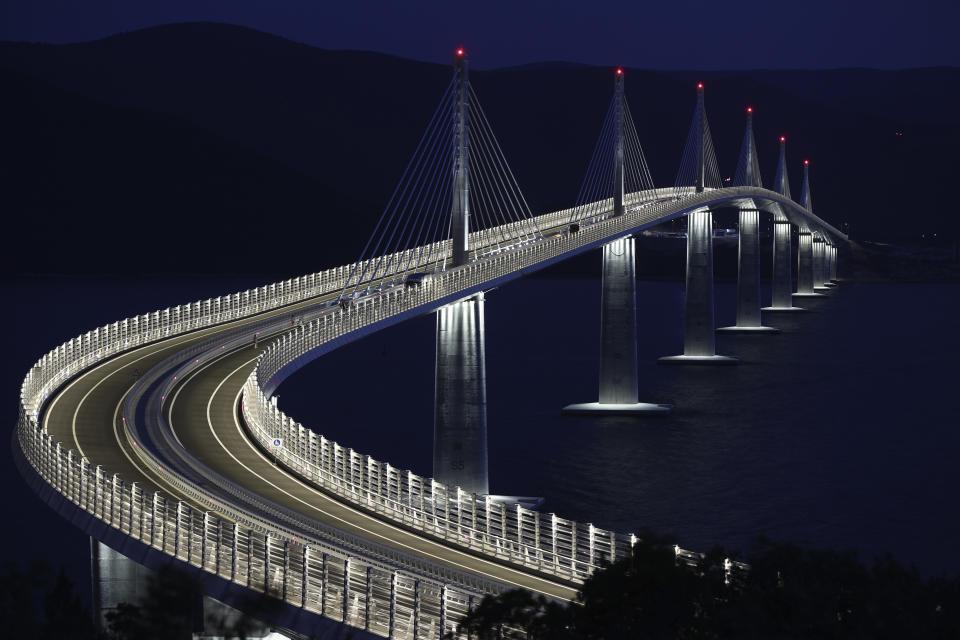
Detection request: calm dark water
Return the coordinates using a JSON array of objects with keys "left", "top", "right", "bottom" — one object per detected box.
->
[
  {"left": 278, "top": 277, "right": 960, "bottom": 575},
  {"left": 3, "top": 274, "right": 958, "bottom": 605}
]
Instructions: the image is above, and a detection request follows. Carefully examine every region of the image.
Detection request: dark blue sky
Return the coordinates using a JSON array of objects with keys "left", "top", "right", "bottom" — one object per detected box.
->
[{"left": 2, "top": 0, "right": 957, "bottom": 70}]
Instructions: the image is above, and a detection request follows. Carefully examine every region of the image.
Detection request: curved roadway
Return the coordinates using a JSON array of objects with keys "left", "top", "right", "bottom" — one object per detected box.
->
[
  {"left": 41, "top": 283, "right": 579, "bottom": 603},
  {"left": 36, "top": 185, "right": 846, "bottom": 613}
]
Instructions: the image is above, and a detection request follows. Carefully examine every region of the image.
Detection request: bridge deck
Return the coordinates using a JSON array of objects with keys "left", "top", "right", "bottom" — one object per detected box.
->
[
  {"left": 31, "top": 185, "right": 843, "bottom": 620},
  {"left": 40, "top": 289, "right": 578, "bottom": 602}
]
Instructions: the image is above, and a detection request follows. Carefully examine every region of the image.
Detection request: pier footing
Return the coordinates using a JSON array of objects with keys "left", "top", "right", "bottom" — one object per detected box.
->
[{"left": 562, "top": 402, "right": 673, "bottom": 416}]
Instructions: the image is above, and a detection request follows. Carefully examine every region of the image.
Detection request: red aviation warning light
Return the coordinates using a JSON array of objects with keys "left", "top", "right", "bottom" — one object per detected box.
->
[
  {"left": 456, "top": 47, "right": 464, "bottom": 57},
  {"left": 616, "top": 67, "right": 623, "bottom": 76},
  {"left": 780, "top": 135, "right": 786, "bottom": 143},
  {"left": 746, "top": 106, "right": 753, "bottom": 114},
  {"left": 697, "top": 82, "right": 704, "bottom": 89},
  {"left": 804, "top": 159, "right": 810, "bottom": 166}
]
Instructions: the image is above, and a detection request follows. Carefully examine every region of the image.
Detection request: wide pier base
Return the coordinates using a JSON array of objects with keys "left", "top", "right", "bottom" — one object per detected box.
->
[
  {"left": 658, "top": 355, "right": 739, "bottom": 365},
  {"left": 762, "top": 305, "right": 808, "bottom": 313},
  {"left": 434, "top": 293, "right": 489, "bottom": 496},
  {"left": 716, "top": 325, "right": 781, "bottom": 334},
  {"left": 562, "top": 401, "right": 672, "bottom": 416}
]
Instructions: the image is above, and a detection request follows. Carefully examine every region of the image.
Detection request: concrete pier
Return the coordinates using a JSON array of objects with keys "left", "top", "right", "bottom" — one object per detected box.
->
[
  {"left": 598, "top": 237, "right": 639, "bottom": 402},
  {"left": 793, "top": 230, "right": 822, "bottom": 298},
  {"left": 434, "top": 294, "right": 489, "bottom": 495},
  {"left": 830, "top": 244, "right": 839, "bottom": 281},
  {"left": 91, "top": 539, "right": 159, "bottom": 632},
  {"left": 821, "top": 241, "right": 838, "bottom": 287},
  {"left": 762, "top": 220, "right": 805, "bottom": 312},
  {"left": 719, "top": 209, "right": 779, "bottom": 334},
  {"left": 813, "top": 236, "right": 832, "bottom": 292},
  {"left": 564, "top": 237, "right": 672, "bottom": 415},
  {"left": 660, "top": 209, "right": 737, "bottom": 364}
]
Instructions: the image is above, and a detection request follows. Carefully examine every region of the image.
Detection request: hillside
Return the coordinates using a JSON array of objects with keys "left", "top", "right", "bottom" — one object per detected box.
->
[{"left": 2, "top": 22, "right": 958, "bottom": 276}]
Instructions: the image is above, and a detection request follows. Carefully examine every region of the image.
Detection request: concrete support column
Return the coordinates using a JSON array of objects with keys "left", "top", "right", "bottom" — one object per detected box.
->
[
  {"left": 794, "top": 230, "right": 818, "bottom": 298},
  {"left": 660, "top": 209, "right": 737, "bottom": 364},
  {"left": 598, "top": 237, "right": 638, "bottom": 404},
  {"left": 813, "top": 237, "right": 831, "bottom": 291},
  {"left": 434, "top": 294, "right": 488, "bottom": 496},
  {"left": 563, "top": 238, "right": 671, "bottom": 415},
  {"left": 90, "top": 539, "right": 153, "bottom": 631},
  {"left": 763, "top": 220, "right": 804, "bottom": 312},
  {"left": 830, "top": 245, "right": 839, "bottom": 281},
  {"left": 719, "top": 209, "right": 778, "bottom": 333},
  {"left": 812, "top": 238, "right": 821, "bottom": 285}
]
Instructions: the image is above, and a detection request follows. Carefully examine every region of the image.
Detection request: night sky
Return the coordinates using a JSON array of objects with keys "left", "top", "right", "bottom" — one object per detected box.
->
[{"left": 2, "top": 0, "right": 958, "bottom": 70}]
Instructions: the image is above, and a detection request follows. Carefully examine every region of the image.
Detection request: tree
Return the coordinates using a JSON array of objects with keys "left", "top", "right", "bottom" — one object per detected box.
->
[
  {"left": 106, "top": 565, "right": 202, "bottom": 640},
  {"left": 449, "top": 531, "right": 960, "bottom": 639}
]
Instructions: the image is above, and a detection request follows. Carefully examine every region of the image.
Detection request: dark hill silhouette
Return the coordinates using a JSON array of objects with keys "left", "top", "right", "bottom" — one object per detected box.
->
[
  {"left": 0, "top": 66, "right": 362, "bottom": 275},
  {"left": 1, "top": 22, "right": 957, "bottom": 276}
]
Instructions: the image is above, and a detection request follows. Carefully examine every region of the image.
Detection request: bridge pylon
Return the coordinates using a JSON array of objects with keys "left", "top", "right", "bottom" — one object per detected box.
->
[
  {"left": 763, "top": 136, "right": 806, "bottom": 312},
  {"left": 564, "top": 68, "right": 671, "bottom": 415},
  {"left": 613, "top": 68, "right": 625, "bottom": 217},
  {"left": 661, "top": 83, "right": 737, "bottom": 364},
  {"left": 719, "top": 108, "right": 780, "bottom": 334},
  {"left": 341, "top": 46, "right": 542, "bottom": 496},
  {"left": 794, "top": 161, "right": 825, "bottom": 298},
  {"left": 802, "top": 161, "right": 835, "bottom": 291},
  {"left": 433, "top": 48, "right": 489, "bottom": 495},
  {"left": 450, "top": 48, "right": 470, "bottom": 268}
]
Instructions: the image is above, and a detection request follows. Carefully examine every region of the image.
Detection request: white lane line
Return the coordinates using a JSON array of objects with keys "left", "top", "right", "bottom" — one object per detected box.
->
[
  {"left": 184, "top": 356, "right": 574, "bottom": 601},
  {"left": 110, "top": 377, "right": 197, "bottom": 505},
  {"left": 46, "top": 288, "right": 337, "bottom": 455},
  {"left": 62, "top": 340, "right": 191, "bottom": 458},
  {"left": 45, "top": 293, "right": 335, "bottom": 513}
]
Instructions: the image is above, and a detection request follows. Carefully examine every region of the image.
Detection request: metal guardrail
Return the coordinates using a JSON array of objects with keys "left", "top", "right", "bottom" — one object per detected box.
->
[
  {"left": 122, "top": 312, "right": 517, "bottom": 592},
  {"left": 18, "top": 192, "right": 650, "bottom": 637},
  {"left": 16, "top": 185, "right": 816, "bottom": 638}
]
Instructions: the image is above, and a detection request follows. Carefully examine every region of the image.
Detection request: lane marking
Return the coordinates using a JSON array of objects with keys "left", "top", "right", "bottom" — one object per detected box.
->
[
  {"left": 40, "top": 292, "right": 339, "bottom": 517},
  {"left": 110, "top": 374, "right": 198, "bottom": 505},
  {"left": 45, "top": 287, "right": 338, "bottom": 448},
  {"left": 170, "top": 354, "right": 574, "bottom": 601}
]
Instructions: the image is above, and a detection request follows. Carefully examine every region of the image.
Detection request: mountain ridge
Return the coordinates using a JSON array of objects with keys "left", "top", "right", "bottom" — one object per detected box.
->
[{"left": 2, "top": 22, "right": 956, "bottom": 276}]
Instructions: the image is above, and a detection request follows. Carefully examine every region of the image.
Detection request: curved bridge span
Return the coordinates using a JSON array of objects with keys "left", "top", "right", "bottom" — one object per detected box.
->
[{"left": 16, "top": 178, "right": 844, "bottom": 637}]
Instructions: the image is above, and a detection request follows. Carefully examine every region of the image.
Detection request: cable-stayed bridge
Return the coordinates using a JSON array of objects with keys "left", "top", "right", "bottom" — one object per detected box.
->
[{"left": 15, "top": 51, "right": 846, "bottom": 639}]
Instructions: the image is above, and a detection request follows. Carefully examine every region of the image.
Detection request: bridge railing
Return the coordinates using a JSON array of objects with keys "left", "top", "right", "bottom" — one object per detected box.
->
[
  {"left": 19, "top": 220, "right": 604, "bottom": 638},
  {"left": 244, "top": 188, "right": 715, "bottom": 583},
  {"left": 16, "top": 185, "right": 767, "bottom": 638},
  {"left": 15, "top": 299, "right": 524, "bottom": 636},
  {"left": 18, "top": 413, "right": 501, "bottom": 638},
  {"left": 19, "top": 190, "right": 685, "bottom": 637},
  {"left": 19, "top": 184, "right": 680, "bottom": 436}
]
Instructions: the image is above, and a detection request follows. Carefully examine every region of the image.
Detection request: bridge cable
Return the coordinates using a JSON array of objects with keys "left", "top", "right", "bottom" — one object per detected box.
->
[
  {"left": 342, "top": 77, "right": 457, "bottom": 295},
  {"left": 341, "top": 69, "right": 544, "bottom": 300},
  {"left": 569, "top": 87, "right": 655, "bottom": 225}
]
